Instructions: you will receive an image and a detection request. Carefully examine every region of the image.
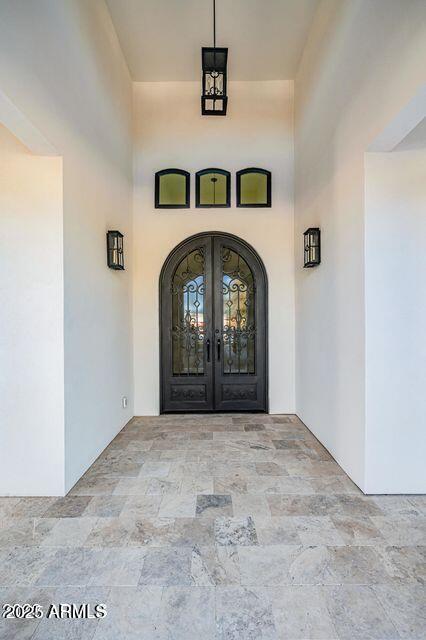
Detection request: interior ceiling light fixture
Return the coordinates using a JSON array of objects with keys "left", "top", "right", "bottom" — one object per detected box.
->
[{"left": 201, "top": 0, "right": 228, "bottom": 116}]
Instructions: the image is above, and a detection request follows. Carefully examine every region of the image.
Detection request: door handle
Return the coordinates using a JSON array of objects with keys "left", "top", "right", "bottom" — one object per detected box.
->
[
  {"left": 217, "top": 337, "right": 221, "bottom": 361},
  {"left": 206, "top": 339, "right": 211, "bottom": 362}
]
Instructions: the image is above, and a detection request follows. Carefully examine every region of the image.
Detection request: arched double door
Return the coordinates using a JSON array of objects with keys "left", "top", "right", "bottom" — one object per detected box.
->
[{"left": 160, "top": 232, "right": 267, "bottom": 412}]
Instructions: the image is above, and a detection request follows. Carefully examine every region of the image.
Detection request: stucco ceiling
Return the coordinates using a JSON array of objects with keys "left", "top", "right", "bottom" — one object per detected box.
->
[
  {"left": 394, "top": 117, "right": 426, "bottom": 151},
  {"left": 106, "top": 0, "right": 319, "bottom": 81}
]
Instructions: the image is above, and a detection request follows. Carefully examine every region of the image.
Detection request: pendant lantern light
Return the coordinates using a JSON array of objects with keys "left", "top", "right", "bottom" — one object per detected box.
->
[{"left": 201, "top": 0, "right": 228, "bottom": 115}]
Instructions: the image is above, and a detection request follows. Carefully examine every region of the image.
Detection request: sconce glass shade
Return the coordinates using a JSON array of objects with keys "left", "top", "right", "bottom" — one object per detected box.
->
[
  {"left": 201, "top": 47, "right": 228, "bottom": 116},
  {"left": 303, "top": 228, "right": 321, "bottom": 267},
  {"left": 107, "top": 230, "right": 124, "bottom": 270}
]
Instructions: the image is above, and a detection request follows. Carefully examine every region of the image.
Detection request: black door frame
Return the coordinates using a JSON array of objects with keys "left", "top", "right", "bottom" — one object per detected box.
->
[{"left": 159, "top": 231, "right": 269, "bottom": 413}]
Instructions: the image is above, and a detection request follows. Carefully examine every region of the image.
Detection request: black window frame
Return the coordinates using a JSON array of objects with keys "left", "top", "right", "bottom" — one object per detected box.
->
[
  {"left": 155, "top": 168, "right": 190, "bottom": 209},
  {"left": 195, "top": 168, "right": 231, "bottom": 208},
  {"left": 236, "top": 168, "right": 272, "bottom": 208}
]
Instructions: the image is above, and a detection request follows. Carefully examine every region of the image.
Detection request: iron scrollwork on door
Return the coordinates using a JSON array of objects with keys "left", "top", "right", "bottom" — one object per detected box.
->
[
  {"left": 222, "top": 384, "right": 257, "bottom": 400},
  {"left": 160, "top": 232, "right": 267, "bottom": 412},
  {"left": 221, "top": 247, "right": 256, "bottom": 374},
  {"left": 171, "top": 248, "right": 206, "bottom": 375},
  {"left": 171, "top": 385, "right": 206, "bottom": 401}
]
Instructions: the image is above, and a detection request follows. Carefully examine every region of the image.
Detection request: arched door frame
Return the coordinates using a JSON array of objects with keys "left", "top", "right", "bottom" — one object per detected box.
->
[{"left": 159, "top": 231, "right": 269, "bottom": 413}]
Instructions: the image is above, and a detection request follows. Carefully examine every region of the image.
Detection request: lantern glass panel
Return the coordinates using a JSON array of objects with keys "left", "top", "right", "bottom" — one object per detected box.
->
[
  {"left": 202, "top": 47, "right": 227, "bottom": 72},
  {"left": 118, "top": 237, "right": 124, "bottom": 268},
  {"left": 204, "top": 72, "right": 224, "bottom": 96},
  {"left": 202, "top": 97, "right": 227, "bottom": 114}
]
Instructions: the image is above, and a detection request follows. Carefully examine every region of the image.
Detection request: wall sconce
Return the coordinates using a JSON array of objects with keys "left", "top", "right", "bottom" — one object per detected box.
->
[
  {"left": 106, "top": 230, "right": 124, "bottom": 270},
  {"left": 303, "top": 228, "right": 321, "bottom": 267}
]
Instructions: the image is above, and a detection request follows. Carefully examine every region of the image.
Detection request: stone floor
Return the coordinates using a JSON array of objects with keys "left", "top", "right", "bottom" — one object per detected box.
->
[{"left": 0, "top": 414, "right": 425, "bottom": 640}]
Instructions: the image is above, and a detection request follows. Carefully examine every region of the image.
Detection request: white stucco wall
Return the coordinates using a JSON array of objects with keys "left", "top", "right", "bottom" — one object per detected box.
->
[
  {"left": 133, "top": 80, "right": 295, "bottom": 415},
  {"left": 295, "top": 0, "right": 426, "bottom": 490},
  {"left": 1, "top": 0, "right": 424, "bottom": 496},
  {"left": 365, "top": 149, "right": 426, "bottom": 493},
  {"left": 0, "top": 125, "right": 64, "bottom": 495},
  {"left": 0, "top": 0, "right": 134, "bottom": 493}
]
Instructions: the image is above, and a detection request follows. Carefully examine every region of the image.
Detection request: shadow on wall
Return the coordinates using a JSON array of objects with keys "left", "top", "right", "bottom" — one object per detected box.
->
[
  {"left": 0, "top": 120, "right": 65, "bottom": 496},
  {"left": 364, "top": 105, "right": 426, "bottom": 494}
]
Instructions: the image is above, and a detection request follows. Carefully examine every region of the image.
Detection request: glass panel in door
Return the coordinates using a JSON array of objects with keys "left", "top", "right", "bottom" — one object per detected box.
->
[
  {"left": 221, "top": 247, "right": 256, "bottom": 374},
  {"left": 171, "top": 247, "right": 205, "bottom": 375}
]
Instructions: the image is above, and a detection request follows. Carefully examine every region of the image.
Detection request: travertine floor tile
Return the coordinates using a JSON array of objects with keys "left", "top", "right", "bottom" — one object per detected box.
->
[
  {"left": 330, "top": 514, "right": 384, "bottom": 545},
  {"left": 35, "top": 548, "right": 102, "bottom": 586},
  {"left": 373, "top": 583, "right": 426, "bottom": 639},
  {"left": 232, "top": 494, "right": 271, "bottom": 519},
  {"left": 2, "top": 413, "right": 424, "bottom": 639},
  {"left": 214, "top": 475, "right": 248, "bottom": 495},
  {"left": 191, "top": 545, "right": 240, "bottom": 585},
  {"left": 0, "top": 586, "right": 57, "bottom": 640},
  {"left": 120, "top": 495, "right": 161, "bottom": 519},
  {"left": 40, "top": 517, "right": 97, "bottom": 547},
  {"left": 0, "top": 517, "right": 56, "bottom": 547},
  {"left": 268, "top": 585, "right": 338, "bottom": 639},
  {"left": 239, "top": 545, "right": 301, "bottom": 586},
  {"left": 376, "top": 545, "right": 426, "bottom": 584},
  {"left": 157, "top": 586, "right": 216, "bottom": 638},
  {"left": 83, "top": 496, "right": 127, "bottom": 518},
  {"left": 138, "top": 461, "right": 171, "bottom": 478},
  {"left": 32, "top": 586, "right": 109, "bottom": 639},
  {"left": 216, "top": 586, "right": 277, "bottom": 640},
  {"left": 0, "top": 547, "right": 57, "bottom": 586},
  {"left": 88, "top": 548, "right": 146, "bottom": 587},
  {"left": 69, "top": 473, "right": 119, "bottom": 496},
  {"left": 372, "top": 495, "right": 422, "bottom": 516},
  {"left": 128, "top": 516, "right": 215, "bottom": 548},
  {"left": 246, "top": 476, "right": 313, "bottom": 495},
  {"left": 196, "top": 494, "right": 233, "bottom": 519},
  {"left": 254, "top": 516, "right": 301, "bottom": 545},
  {"left": 138, "top": 547, "right": 193, "bottom": 586},
  {"left": 371, "top": 514, "right": 426, "bottom": 545},
  {"left": 158, "top": 494, "right": 196, "bottom": 518},
  {"left": 43, "top": 496, "right": 92, "bottom": 518},
  {"left": 83, "top": 517, "right": 135, "bottom": 548},
  {"left": 215, "top": 516, "right": 258, "bottom": 546},
  {"left": 9, "top": 497, "right": 56, "bottom": 517},
  {"left": 293, "top": 515, "right": 345, "bottom": 546},
  {"left": 181, "top": 475, "right": 214, "bottom": 495},
  {"left": 255, "top": 462, "right": 288, "bottom": 476},
  {"left": 325, "top": 585, "right": 400, "bottom": 639},
  {"left": 0, "top": 497, "right": 23, "bottom": 518},
  {"left": 92, "top": 586, "right": 163, "bottom": 640}
]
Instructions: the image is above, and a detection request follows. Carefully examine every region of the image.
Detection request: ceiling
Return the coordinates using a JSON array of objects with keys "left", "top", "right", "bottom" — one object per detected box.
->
[
  {"left": 106, "top": 0, "right": 320, "bottom": 81},
  {"left": 394, "top": 117, "right": 426, "bottom": 151}
]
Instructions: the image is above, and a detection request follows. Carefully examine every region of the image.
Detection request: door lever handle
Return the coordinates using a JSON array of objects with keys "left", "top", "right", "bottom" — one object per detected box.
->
[
  {"left": 206, "top": 339, "right": 211, "bottom": 362},
  {"left": 217, "top": 337, "right": 221, "bottom": 361}
]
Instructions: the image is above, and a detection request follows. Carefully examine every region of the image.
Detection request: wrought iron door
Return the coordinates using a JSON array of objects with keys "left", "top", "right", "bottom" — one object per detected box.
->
[{"left": 160, "top": 233, "right": 267, "bottom": 412}]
